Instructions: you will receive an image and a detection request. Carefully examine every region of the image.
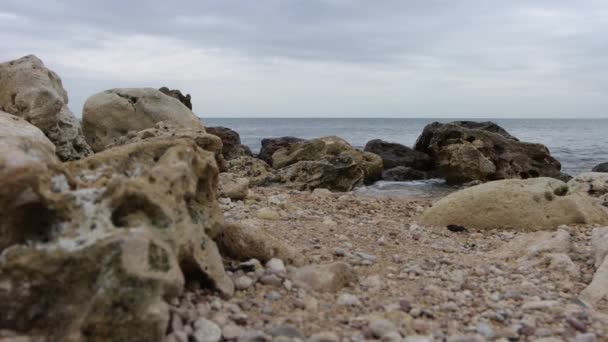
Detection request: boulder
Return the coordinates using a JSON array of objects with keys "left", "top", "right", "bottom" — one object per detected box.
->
[
  {"left": 413, "top": 121, "right": 561, "bottom": 184},
  {"left": 258, "top": 137, "right": 306, "bottom": 165},
  {"left": 592, "top": 162, "right": 608, "bottom": 173},
  {"left": 0, "top": 134, "right": 233, "bottom": 340},
  {"left": 414, "top": 121, "right": 518, "bottom": 153},
  {"left": 0, "top": 55, "right": 92, "bottom": 161},
  {"left": 82, "top": 88, "right": 203, "bottom": 152},
  {"left": 291, "top": 262, "right": 357, "bottom": 292},
  {"left": 419, "top": 178, "right": 608, "bottom": 231},
  {"left": 277, "top": 154, "right": 363, "bottom": 192},
  {"left": 159, "top": 86, "right": 192, "bottom": 110},
  {"left": 226, "top": 156, "right": 276, "bottom": 186},
  {"left": 364, "top": 139, "right": 432, "bottom": 171},
  {"left": 206, "top": 126, "right": 253, "bottom": 160},
  {"left": 218, "top": 220, "right": 303, "bottom": 266},
  {"left": 219, "top": 173, "right": 249, "bottom": 200},
  {"left": 580, "top": 227, "right": 608, "bottom": 306},
  {"left": 382, "top": 166, "right": 428, "bottom": 181},
  {"left": 568, "top": 172, "right": 608, "bottom": 205},
  {"left": 272, "top": 136, "right": 382, "bottom": 185}
]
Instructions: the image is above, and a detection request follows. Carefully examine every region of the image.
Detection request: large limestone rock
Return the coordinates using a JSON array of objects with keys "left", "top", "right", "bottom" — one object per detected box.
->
[
  {"left": 364, "top": 139, "right": 432, "bottom": 171},
  {"left": 277, "top": 154, "right": 364, "bottom": 192},
  {"left": 0, "top": 55, "right": 92, "bottom": 161},
  {"left": 419, "top": 178, "right": 608, "bottom": 231},
  {"left": 272, "top": 136, "right": 383, "bottom": 185},
  {"left": 206, "top": 126, "right": 253, "bottom": 160},
  {"left": 258, "top": 137, "right": 306, "bottom": 165},
  {"left": 159, "top": 86, "right": 192, "bottom": 110},
  {"left": 413, "top": 121, "right": 561, "bottom": 184},
  {"left": 0, "top": 129, "right": 233, "bottom": 340},
  {"left": 82, "top": 88, "right": 203, "bottom": 152},
  {"left": 568, "top": 172, "right": 608, "bottom": 205},
  {"left": 226, "top": 156, "right": 276, "bottom": 186}
]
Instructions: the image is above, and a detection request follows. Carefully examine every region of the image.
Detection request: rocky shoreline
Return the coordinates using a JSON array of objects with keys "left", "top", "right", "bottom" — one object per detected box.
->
[{"left": 1, "top": 55, "right": 608, "bottom": 342}]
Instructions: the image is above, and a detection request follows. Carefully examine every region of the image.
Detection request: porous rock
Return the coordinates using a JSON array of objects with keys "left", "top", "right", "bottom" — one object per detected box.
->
[
  {"left": 82, "top": 88, "right": 203, "bottom": 152},
  {"left": 206, "top": 126, "right": 253, "bottom": 160},
  {"left": 580, "top": 227, "right": 608, "bottom": 306},
  {"left": 291, "top": 262, "right": 357, "bottom": 292},
  {"left": 226, "top": 156, "right": 276, "bottom": 186},
  {"left": 419, "top": 178, "right": 608, "bottom": 231},
  {"left": 0, "top": 55, "right": 92, "bottom": 161},
  {"left": 159, "top": 86, "right": 192, "bottom": 110},
  {"left": 364, "top": 139, "right": 432, "bottom": 171},
  {"left": 258, "top": 137, "right": 306, "bottom": 165},
  {"left": 219, "top": 173, "right": 249, "bottom": 200}
]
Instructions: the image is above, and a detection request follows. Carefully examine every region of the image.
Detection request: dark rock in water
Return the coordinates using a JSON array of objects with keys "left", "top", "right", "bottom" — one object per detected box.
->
[
  {"left": 592, "top": 162, "right": 608, "bottom": 173},
  {"left": 259, "top": 137, "right": 307, "bottom": 165},
  {"left": 159, "top": 86, "right": 192, "bottom": 110},
  {"left": 364, "top": 139, "right": 433, "bottom": 171},
  {"left": 207, "top": 126, "right": 253, "bottom": 160},
  {"left": 415, "top": 121, "right": 518, "bottom": 153},
  {"left": 382, "top": 166, "right": 428, "bottom": 181},
  {"left": 413, "top": 121, "right": 562, "bottom": 185}
]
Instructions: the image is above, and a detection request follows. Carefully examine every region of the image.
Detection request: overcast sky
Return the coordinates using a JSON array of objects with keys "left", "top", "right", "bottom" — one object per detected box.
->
[{"left": 1, "top": 1, "right": 607, "bottom": 118}]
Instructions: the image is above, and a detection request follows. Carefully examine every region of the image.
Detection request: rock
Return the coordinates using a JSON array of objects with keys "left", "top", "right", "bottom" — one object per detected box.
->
[
  {"left": 307, "top": 331, "right": 340, "bottom": 342},
  {"left": 277, "top": 154, "right": 364, "bottom": 192},
  {"left": 592, "top": 162, "right": 608, "bottom": 173},
  {"left": 226, "top": 156, "right": 276, "bottom": 186},
  {"left": 291, "top": 262, "right": 357, "bottom": 292},
  {"left": 492, "top": 229, "right": 572, "bottom": 262},
  {"left": 234, "top": 276, "right": 255, "bottom": 290},
  {"left": 223, "top": 324, "right": 244, "bottom": 340},
  {"left": 0, "top": 55, "right": 92, "bottom": 161},
  {"left": 364, "top": 139, "right": 432, "bottom": 171},
  {"left": 0, "top": 137, "right": 233, "bottom": 340},
  {"left": 218, "top": 220, "right": 302, "bottom": 265},
  {"left": 413, "top": 121, "right": 561, "bottom": 184},
  {"left": 193, "top": 318, "right": 222, "bottom": 342},
  {"left": 580, "top": 227, "right": 608, "bottom": 306},
  {"left": 219, "top": 173, "right": 249, "bottom": 200},
  {"left": 369, "top": 318, "right": 398, "bottom": 338},
  {"left": 272, "top": 136, "right": 383, "bottom": 185},
  {"left": 237, "top": 330, "right": 271, "bottom": 342},
  {"left": 257, "top": 208, "right": 280, "bottom": 220},
  {"left": 568, "top": 173, "right": 608, "bottom": 205},
  {"left": 258, "top": 137, "right": 307, "bottom": 165},
  {"left": 159, "top": 86, "right": 192, "bottom": 110},
  {"left": 336, "top": 293, "right": 361, "bottom": 306},
  {"left": 382, "top": 166, "right": 428, "bottom": 181},
  {"left": 420, "top": 178, "right": 608, "bottom": 231},
  {"left": 266, "top": 258, "right": 287, "bottom": 275},
  {"left": 82, "top": 87, "right": 203, "bottom": 152},
  {"left": 207, "top": 126, "right": 253, "bottom": 160},
  {"left": 269, "top": 325, "right": 304, "bottom": 339}
]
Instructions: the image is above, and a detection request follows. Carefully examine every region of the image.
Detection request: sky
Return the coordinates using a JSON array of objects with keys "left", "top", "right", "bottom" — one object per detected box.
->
[{"left": 1, "top": 0, "right": 607, "bottom": 118}]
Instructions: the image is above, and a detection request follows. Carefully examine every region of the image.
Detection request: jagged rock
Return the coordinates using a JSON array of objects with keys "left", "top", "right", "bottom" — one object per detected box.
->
[
  {"left": 413, "top": 121, "right": 561, "bottom": 184},
  {"left": 0, "top": 55, "right": 92, "bottom": 161},
  {"left": 568, "top": 172, "right": 608, "bottom": 206},
  {"left": 82, "top": 88, "right": 203, "bottom": 152},
  {"left": 0, "top": 134, "right": 233, "bottom": 340},
  {"left": 415, "top": 121, "right": 518, "bottom": 153},
  {"left": 580, "top": 227, "right": 608, "bottom": 306},
  {"left": 592, "top": 162, "right": 608, "bottom": 173},
  {"left": 382, "top": 166, "right": 428, "bottom": 181},
  {"left": 218, "top": 220, "right": 303, "bottom": 266},
  {"left": 364, "top": 139, "right": 432, "bottom": 171},
  {"left": 159, "top": 86, "right": 192, "bottom": 110},
  {"left": 206, "top": 126, "right": 252, "bottom": 160},
  {"left": 419, "top": 178, "right": 608, "bottom": 231},
  {"left": 219, "top": 173, "right": 249, "bottom": 200},
  {"left": 272, "top": 136, "right": 382, "bottom": 186},
  {"left": 226, "top": 156, "right": 276, "bottom": 186},
  {"left": 258, "top": 137, "right": 306, "bottom": 165},
  {"left": 277, "top": 154, "right": 364, "bottom": 192},
  {"left": 291, "top": 262, "right": 357, "bottom": 292}
]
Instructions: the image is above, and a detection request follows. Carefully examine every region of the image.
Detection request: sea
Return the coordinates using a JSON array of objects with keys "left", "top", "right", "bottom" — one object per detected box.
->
[{"left": 205, "top": 118, "right": 608, "bottom": 198}]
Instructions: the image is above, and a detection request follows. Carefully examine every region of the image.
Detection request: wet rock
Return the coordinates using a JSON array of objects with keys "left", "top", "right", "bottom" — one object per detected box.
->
[
  {"left": 364, "top": 139, "right": 432, "bottom": 171},
  {"left": 382, "top": 166, "right": 428, "bottom": 181},
  {"left": 291, "top": 262, "right": 357, "bottom": 292},
  {"left": 82, "top": 87, "right": 203, "bottom": 152},
  {"left": 420, "top": 178, "right": 608, "bottom": 231},
  {"left": 219, "top": 173, "right": 250, "bottom": 200},
  {"left": 207, "top": 126, "right": 253, "bottom": 160},
  {"left": 159, "top": 86, "right": 192, "bottom": 110},
  {"left": 0, "top": 55, "right": 92, "bottom": 161}
]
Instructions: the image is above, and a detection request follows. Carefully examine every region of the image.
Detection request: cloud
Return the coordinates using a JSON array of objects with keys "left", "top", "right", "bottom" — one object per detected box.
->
[{"left": 0, "top": 0, "right": 607, "bottom": 117}]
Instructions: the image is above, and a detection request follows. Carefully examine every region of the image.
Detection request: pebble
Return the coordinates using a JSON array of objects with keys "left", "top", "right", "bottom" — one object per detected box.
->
[
  {"left": 475, "top": 322, "right": 494, "bottom": 339},
  {"left": 270, "top": 325, "right": 304, "bottom": 338},
  {"left": 377, "top": 236, "right": 386, "bottom": 246},
  {"left": 238, "top": 330, "right": 271, "bottom": 342},
  {"left": 265, "top": 291, "right": 282, "bottom": 300},
  {"left": 574, "top": 333, "right": 597, "bottom": 342},
  {"left": 307, "top": 331, "right": 340, "bottom": 342},
  {"left": 260, "top": 274, "right": 283, "bottom": 287},
  {"left": 522, "top": 300, "right": 559, "bottom": 311},
  {"left": 333, "top": 248, "right": 346, "bottom": 257},
  {"left": 234, "top": 276, "right": 255, "bottom": 290},
  {"left": 403, "top": 336, "right": 432, "bottom": 342},
  {"left": 193, "top": 318, "right": 222, "bottom": 342},
  {"left": 266, "top": 258, "right": 287, "bottom": 275},
  {"left": 338, "top": 293, "right": 361, "bottom": 306},
  {"left": 369, "top": 318, "right": 398, "bottom": 338},
  {"left": 257, "top": 208, "right": 280, "bottom": 220},
  {"left": 223, "top": 324, "right": 244, "bottom": 340}
]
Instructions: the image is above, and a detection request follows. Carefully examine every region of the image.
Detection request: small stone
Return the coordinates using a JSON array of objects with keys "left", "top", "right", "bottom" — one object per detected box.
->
[
  {"left": 475, "top": 322, "right": 494, "bottom": 339},
  {"left": 369, "top": 318, "right": 398, "bottom": 338},
  {"left": 522, "top": 300, "right": 559, "bottom": 311},
  {"left": 223, "top": 325, "right": 244, "bottom": 340},
  {"left": 360, "top": 275, "right": 382, "bottom": 289},
  {"left": 307, "top": 331, "right": 339, "bottom": 342},
  {"left": 399, "top": 299, "right": 412, "bottom": 312},
  {"left": 270, "top": 325, "right": 304, "bottom": 339},
  {"left": 333, "top": 248, "right": 346, "bottom": 257},
  {"left": 257, "top": 208, "right": 280, "bottom": 220},
  {"left": 266, "top": 258, "right": 287, "bottom": 275},
  {"left": 403, "top": 336, "right": 432, "bottom": 342},
  {"left": 574, "top": 333, "right": 597, "bottom": 342},
  {"left": 260, "top": 274, "right": 283, "bottom": 287},
  {"left": 193, "top": 318, "right": 222, "bottom": 342},
  {"left": 234, "top": 275, "right": 255, "bottom": 290},
  {"left": 381, "top": 331, "right": 403, "bottom": 342},
  {"left": 337, "top": 293, "right": 361, "bottom": 306},
  {"left": 231, "top": 313, "right": 249, "bottom": 325},
  {"left": 377, "top": 236, "right": 386, "bottom": 246},
  {"left": 265, "top": 291, "right": 282, "bottom": 300},
  {"left": 238, "top": 330, "right": 271, "bottom": 342}
]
